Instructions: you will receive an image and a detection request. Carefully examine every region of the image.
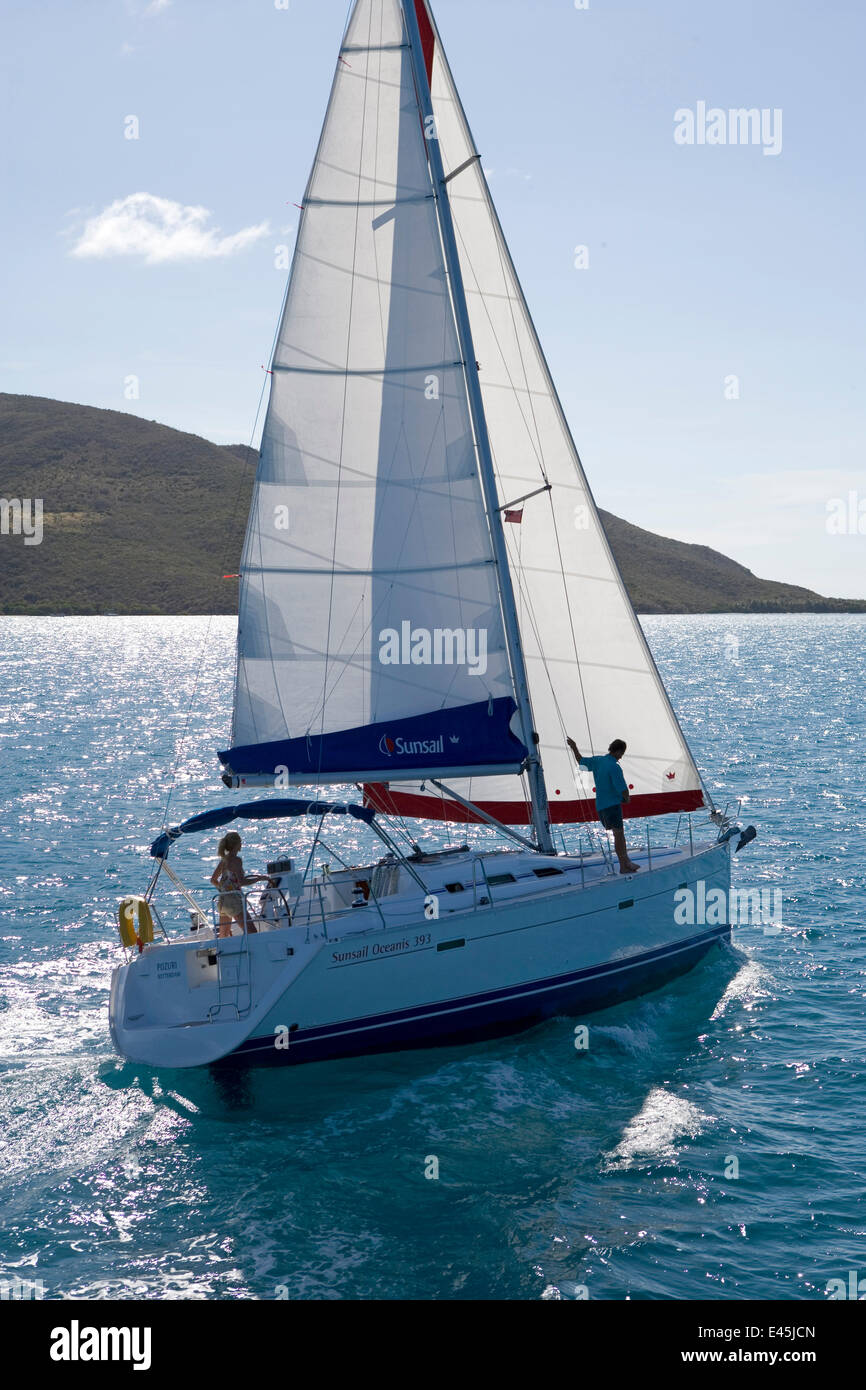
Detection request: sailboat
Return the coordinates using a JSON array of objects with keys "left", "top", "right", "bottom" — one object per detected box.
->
[{"left": 109, "top": 0, "right": 754, "bottom": 1070}]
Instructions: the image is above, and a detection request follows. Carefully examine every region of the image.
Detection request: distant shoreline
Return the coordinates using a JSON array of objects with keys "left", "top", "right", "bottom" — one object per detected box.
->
[
  {"left": 2, "top": 393, "right": 864, "bottom": 618},
  {"left": 3, "top": 610, "right": 865, "bottom": 620}
]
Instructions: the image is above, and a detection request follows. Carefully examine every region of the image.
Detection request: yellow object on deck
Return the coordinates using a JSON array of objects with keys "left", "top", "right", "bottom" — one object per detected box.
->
[{"left": 118, "top": 896, "right": 155, "bottom": 951}]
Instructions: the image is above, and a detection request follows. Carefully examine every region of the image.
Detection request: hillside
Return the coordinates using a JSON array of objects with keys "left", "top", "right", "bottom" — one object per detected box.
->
[
  {"left": 0, "top": 395, "right": 255, "bottom": 615},
  {"left": 1, "top": 393, "right": 863, "bottom": 616}
]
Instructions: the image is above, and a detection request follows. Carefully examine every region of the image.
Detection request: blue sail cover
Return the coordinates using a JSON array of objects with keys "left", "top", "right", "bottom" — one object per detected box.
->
[
  {"left": 150, "top": 798, "right": 376, "bottom": 860},
  {"left": 219, "top": 697, "right": 527, "bottom": 784}
]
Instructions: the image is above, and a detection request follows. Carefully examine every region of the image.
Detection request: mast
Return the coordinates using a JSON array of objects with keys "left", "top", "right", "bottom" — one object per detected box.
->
[{"left": 403, "top": 0, "right": 554, "bottom": 853}]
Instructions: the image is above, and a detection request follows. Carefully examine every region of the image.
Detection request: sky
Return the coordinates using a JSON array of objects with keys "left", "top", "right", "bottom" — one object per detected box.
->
[{"left": 2, "top": 0, "right": 864, "bottom": 597}]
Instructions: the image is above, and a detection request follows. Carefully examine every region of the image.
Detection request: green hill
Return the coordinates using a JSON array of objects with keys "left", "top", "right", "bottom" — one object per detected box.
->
[
  {"left": 1, "top": 393, "right": 862, "bottom": 615},
  {"left": 0, "top": 395, "right": 255, "bottom": 615}
]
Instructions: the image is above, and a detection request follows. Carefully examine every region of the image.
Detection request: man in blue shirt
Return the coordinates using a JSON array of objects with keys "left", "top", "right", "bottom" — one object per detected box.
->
[{"left": 567, "top": 736, "right": 640, "bottom": 874}]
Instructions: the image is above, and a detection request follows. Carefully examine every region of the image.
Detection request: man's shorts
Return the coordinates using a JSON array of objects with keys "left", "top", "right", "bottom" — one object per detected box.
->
[{"left": 599, "top": 804, "right": 624, "bottom": 832}]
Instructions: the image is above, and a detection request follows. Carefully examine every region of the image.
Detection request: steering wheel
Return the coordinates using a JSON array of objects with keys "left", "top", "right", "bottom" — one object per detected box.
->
[{"left": 249, "top": 883, "right": 293, "bottom": 926}]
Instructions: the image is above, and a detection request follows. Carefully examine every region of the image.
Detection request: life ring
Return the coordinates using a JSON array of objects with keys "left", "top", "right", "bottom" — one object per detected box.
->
[{"left": 118, "top": 896, "right": 155, "bottom": 952}]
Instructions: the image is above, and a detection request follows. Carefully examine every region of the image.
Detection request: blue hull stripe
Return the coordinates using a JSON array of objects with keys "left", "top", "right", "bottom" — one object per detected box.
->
[{"left": 224, "top": 924, "right": 730, "bottom": 1067}]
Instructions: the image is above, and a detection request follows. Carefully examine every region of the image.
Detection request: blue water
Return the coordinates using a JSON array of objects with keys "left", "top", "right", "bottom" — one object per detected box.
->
[{"left": 1, "top": 615, "right": 864, "bottom": 1301}]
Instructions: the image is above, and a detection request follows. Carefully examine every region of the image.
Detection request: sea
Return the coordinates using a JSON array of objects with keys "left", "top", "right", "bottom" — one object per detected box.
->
[{"left": 0, "top": 614, "right": 863, "bottom": 1301}]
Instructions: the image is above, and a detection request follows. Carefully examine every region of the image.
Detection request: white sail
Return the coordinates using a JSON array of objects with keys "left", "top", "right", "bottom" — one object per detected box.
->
[
  {"left": 368, "top": 2, "right": 706, "bottom": 823},
  {"left": 226, "top": 0, "right": 525, "bottom": 784}
]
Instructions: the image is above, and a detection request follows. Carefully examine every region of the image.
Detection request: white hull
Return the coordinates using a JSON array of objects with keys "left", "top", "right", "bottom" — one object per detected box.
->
[{"left": 110, "top": 839, "right": 732, "bottom": 1070}]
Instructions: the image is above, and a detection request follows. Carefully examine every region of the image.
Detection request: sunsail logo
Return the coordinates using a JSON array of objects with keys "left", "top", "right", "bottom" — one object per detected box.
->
[
  {"left": 379, "top": 733, "right": 456, "bottom": 758},
  {"left": 379, "top": 623, "right": 488, "bottom": 677},
  {"left": 50, "top": 1320, "right": 152, "bottom": 1371}
]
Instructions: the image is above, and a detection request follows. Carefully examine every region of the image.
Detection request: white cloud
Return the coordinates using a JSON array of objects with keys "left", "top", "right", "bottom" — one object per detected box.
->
[
  {"left": 145, "top": 0, "right": 172, "bottom": 12},
  {"left": 70, "top": 193, "right": 270, "bottom": 265}
]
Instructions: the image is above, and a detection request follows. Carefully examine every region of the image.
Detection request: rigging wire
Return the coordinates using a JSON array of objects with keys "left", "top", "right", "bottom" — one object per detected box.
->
[
  {"left": 426, "top": 56, "right": 616, "bottom": 839},
  {"left": 313, "top": 0, "right": 375, "bottom": 804},
  {"left": 447, "top": 215, "right": 597, "bottom": 803},
  {"left": 436, "top": 126, "right": 707, "bottom": 829}
]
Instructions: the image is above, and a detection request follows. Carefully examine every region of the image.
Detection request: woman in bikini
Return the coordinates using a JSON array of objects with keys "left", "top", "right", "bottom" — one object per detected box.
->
[{"left": 210, "top": 831, "right": 274, "bottom": 938}]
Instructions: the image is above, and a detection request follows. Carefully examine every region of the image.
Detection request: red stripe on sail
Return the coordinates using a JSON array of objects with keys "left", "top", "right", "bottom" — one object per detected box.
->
[
  {"left": 363, "top": 784, "right": 705, "bottom": 826},
  {"left": 414, "top": 0, "right": 435, "bottom": 84}
]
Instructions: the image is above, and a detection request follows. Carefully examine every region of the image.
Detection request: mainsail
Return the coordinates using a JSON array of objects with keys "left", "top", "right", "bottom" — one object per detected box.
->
[
  {"left": 224, "top": 0, "right": 707, "bottom": 829},
  {"left": 367, "top": 0, "right": 707, "bottom": 826},
  {"left": 222, "top": 0, "right": 527, "bottom": 786}
]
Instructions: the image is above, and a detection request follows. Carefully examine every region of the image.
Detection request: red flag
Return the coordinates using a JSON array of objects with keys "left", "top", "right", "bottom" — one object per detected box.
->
[{"left": 504, "top": 509, "right": 524, "bottom": 525}]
